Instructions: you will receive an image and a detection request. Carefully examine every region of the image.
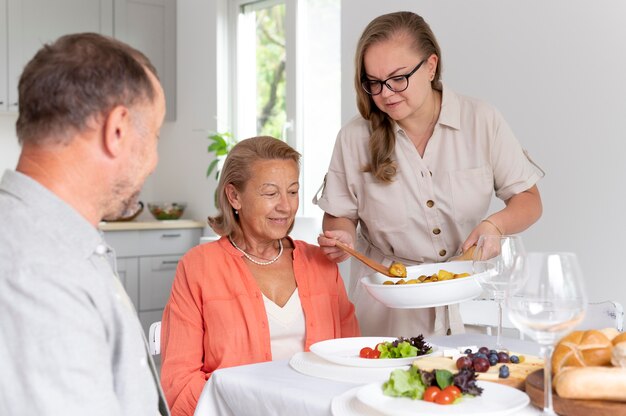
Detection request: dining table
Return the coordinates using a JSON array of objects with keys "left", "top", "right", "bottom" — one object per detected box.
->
[{"left": 194, "top": 333, "right": 545, "bottom": 415}]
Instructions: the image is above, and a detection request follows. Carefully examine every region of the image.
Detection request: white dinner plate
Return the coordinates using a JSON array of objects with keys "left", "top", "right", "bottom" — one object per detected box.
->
[
  {"left": 309, "top": 336, "right": 437, "bottom": 368},
  {"left": 356, "top": 380, "right": 530, "bottom": 416}
]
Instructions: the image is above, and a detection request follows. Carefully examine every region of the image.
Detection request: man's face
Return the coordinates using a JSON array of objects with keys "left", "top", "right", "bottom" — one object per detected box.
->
[{"left": 103, "top": 71, "right": 166, "bottom": 221}]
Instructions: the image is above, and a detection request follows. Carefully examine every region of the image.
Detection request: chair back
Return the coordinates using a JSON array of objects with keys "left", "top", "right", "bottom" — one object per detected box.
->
[
  {"left": 459, "top": 299, "right": 624, "bottom": 338},
  {"left": 459, "top": 299, "right": 521, "bottom": 338},
  {"left": 149, "top": 321, "right": 161, "bottom": 355},
  {"left": 577, "top": 300, "right": 624, "bottom": 332}
]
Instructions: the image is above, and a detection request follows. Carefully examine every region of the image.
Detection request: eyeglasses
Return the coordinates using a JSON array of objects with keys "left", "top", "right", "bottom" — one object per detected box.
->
[{"left": 361, "top": 58, "right": 427, "bottom": 96}]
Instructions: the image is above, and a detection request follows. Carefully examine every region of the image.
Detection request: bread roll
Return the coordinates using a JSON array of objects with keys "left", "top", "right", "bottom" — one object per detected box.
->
[
  {"left": 612, "top": 342, "right": 626, "bottom": 368},
  {"left": 599, "top": 327, "right": 620, "bottom": 341},
  {"left": 554, "top": 367, "right": 626, "bottom": 401},
  {"left": 612, "top": 332, "right": 626, "bottom": 346},
  {"left": 551, "top": 330, "right": 613, "bottom": 374}
]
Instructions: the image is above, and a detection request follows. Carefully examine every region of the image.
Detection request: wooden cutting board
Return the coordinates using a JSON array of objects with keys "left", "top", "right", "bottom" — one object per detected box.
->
[
  {"left": 414, "top": 353, "right": 543, "bottom": 390},
  {"left": 525, "top": 369, "right": 626, "bottom": 415}
]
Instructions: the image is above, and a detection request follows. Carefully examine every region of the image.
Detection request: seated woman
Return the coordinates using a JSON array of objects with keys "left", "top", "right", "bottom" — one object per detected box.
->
[{"left": 160, "top": 136, "right": 360, "bottom": 415}]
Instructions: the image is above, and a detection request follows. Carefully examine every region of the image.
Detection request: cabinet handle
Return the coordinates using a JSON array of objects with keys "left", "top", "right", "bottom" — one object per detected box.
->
[
  {"left": 161, "top": 260, "right": 179, "bottom": 265},
  {"left": 161, "top": 233, "right": 182, "bottom": 238}
]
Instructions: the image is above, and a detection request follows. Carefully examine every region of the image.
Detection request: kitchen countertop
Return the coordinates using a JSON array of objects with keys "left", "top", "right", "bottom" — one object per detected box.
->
[{"left": 98, "top": 219, "right": 206, "bottom": 231}]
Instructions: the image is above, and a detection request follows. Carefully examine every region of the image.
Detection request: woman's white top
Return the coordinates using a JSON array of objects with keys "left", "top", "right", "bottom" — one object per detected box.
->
[{"left": 263, "top": 288, "right": 306, "bottom": 360}]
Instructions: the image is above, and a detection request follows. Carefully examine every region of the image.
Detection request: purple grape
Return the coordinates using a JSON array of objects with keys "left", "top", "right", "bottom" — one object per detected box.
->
[
  {"left": 473, "top": 357, "right": 490, "bottom": 372},
  {"left": 456, "top": 356, "right": 473, "bottom": 370}
]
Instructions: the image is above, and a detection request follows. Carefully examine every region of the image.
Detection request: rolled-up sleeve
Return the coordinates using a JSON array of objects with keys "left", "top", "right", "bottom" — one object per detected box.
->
[
  {"left": 315, "top": 120, "right": 367, "bottom": 221},
  {"left": 489, "top": 108, "right": 544, "bottom": 201}
]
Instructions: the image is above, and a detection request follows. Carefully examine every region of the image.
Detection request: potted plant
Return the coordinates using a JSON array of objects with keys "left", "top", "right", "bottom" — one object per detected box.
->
[{"left": 206, "top": 131, "right": 237, "bottom": 207}]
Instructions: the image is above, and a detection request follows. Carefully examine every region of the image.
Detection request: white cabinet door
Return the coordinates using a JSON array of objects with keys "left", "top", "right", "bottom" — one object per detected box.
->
[
  {"left": 115, "top": 257, "right": 139, "bottom": 309},
  {"left": 114, "top": 0, "right": 176, "bottom": 120},
  {"left": 139, "top": 255, "right": 179, "bottom": 311},
  {"left": 0, "top": 0, "right": 7, "bottom": 111},
  {"left": 6, "top": 0, "right": 114, "bottom": 112}
]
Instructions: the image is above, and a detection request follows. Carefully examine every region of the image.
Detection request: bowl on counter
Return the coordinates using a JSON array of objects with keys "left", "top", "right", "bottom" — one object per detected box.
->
[
  {"left": 360, "top": 261, "right": 484, "bottom": 309},
  {"left": 106, "top": 201, "right": 144, "bottom": 222},
  {"left": 147, "top": 202, "right": 186, "bottom": 220}
]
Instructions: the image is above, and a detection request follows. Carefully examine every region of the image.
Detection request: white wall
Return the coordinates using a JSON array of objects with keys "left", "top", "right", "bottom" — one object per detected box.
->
[
  {"left": 0, "top": 114, "right": 19, "bottom": 171},
  {"left": 341, "top": 0, "right": 626, "bottom": 309},
  {"left": 149, "top": 0, "right": 220, "bottom": 226}
]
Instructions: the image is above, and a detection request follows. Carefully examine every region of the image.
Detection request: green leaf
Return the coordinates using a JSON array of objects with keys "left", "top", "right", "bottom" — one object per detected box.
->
[
  {"left": 435, "top": 369, "right": 454, "bottom": 389},
  {"left": 382, "top": 367, "right": 425, "bottom": 400},
  {"left": 396, "top": 341, "right": 418, "bottom": 358},
  {"left": 378, "top": 341, "right": 418, "bottom": 359},
  {"left": 206, "top": 159, "right": 219, "bottom": 178}
]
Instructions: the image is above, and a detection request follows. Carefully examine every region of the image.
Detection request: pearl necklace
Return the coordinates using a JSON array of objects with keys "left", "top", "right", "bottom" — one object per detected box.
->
[{"left": 229, "top": 236, "right": 283, "bottom": 266}]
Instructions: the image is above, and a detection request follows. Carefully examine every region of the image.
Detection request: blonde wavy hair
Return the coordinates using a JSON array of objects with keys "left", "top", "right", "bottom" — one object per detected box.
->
[
  {"left": 208, "top": 136, "right": 301, "bottom": 238},
  {"left": 355, "top": 11, "right": 443, "bottom": 182}
]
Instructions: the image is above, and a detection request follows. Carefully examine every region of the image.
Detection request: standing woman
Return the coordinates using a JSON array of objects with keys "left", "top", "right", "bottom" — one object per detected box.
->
[{"left": 315, "top": 11, "right": 543, "bottom": 337}]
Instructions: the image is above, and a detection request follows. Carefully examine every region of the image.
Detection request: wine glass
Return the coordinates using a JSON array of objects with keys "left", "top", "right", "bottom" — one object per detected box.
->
[
  {"left": 506, "top": 252, "right": 587, "bottom": 414},
  {"left": 472, "top": 234, "right": 526, "bottom": 350}
]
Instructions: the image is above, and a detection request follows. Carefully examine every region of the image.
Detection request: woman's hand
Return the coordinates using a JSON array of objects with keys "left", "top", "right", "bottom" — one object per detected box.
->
[
  {"left": 461, "top": 220, "right": 501, "bottom": 253},
  {"left": 461, "top": 185, "right": 542, "bottom": 252},
  {"left": 317, "top": 230, "right": 353, "bottom": 263},
  {"left": 319, "top": 213, "right": 358, "bottom": 263}
]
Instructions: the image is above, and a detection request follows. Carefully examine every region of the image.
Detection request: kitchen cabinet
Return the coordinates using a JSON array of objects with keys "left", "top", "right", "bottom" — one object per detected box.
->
[
  {"left": 5, "top": 0, "right": 114, "bottom": 113},
  {"left": 101, "top": 220, "right": 204, "bottom": 337},
  {"left": 1, "top": 0, "right": 176, "bottom": 120},
  {"left": 114, "top": 0, "right": 177, "bottom": 120}
]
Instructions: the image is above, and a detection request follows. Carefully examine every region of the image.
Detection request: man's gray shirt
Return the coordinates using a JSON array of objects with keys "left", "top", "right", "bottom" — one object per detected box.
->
[{"left": 0, "top": 170, "right": 168, "bottom": 415}]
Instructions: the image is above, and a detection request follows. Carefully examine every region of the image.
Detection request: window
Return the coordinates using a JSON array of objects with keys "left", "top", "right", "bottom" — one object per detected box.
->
[{"left": 225, "top": 0, "right": 341, "bottom": 216}]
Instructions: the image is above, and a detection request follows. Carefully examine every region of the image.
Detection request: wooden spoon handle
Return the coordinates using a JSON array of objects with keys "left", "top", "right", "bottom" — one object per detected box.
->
[
  {"left": 449, "top": 245, "right": 477, "bottom": 262},
  {"left": 334, "top": 241, "right": 394, "bottom": 277}
]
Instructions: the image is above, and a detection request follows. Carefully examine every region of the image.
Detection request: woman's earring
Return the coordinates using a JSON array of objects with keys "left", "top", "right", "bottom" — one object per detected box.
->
[{"left": 235, "top": 209, "right": 239, "bottom": 215}]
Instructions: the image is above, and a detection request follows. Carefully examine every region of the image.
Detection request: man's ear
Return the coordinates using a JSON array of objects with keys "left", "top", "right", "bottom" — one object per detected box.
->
[
  {"left": 225, "top": 183, "right": 241, "bottom": 210},
  {"left": 102, "top": 105, "right": 131, "bottom": 158}
]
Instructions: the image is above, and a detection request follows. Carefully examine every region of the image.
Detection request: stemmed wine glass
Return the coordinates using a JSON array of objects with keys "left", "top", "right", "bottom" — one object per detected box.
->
[
  {"left": 472, "top": 234, "right": 526, "bottom": 350},
  {"left": 506, "top": 252, "right": 587, "bottom": 414}
]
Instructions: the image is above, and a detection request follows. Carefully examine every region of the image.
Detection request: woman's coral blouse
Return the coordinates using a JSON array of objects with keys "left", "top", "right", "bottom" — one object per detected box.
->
[{"left": 160, "top": 236, "right": 360, "bottom": 416}]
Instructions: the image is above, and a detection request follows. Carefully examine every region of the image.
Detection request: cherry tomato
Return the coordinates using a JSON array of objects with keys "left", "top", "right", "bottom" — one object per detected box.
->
[
  {"left": 434, "top": 390, "right": 454, "bottom": 405},
  {"left": 368, "top": 348, "right": 381, "bottom": 359},
  {"left": 423, "top": 386, "right": 441, "bottom": 402},
  {"left": 442, "top": 385, "right": 461, "bottom": 400},
  {"left": 359, "top": 347, "right": 373, "bottom": 358}
]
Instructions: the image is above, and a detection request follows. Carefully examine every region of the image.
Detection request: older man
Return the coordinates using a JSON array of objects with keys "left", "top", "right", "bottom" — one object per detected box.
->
[{"left": 0, "top": 33, "right": 169, "bottom": 415}]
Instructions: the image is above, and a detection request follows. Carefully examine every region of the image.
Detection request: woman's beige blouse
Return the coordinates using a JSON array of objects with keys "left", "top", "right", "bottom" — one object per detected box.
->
[{"left": 315, "top": 85, "right": 543, "bottom": 336}]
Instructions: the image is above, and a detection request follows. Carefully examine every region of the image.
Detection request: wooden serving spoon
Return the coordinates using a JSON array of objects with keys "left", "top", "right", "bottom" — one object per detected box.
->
[
  {"left": 334, "top": 241, "right": 407, "bottom": 278},
  {"left": 448, "top": 245, "right": 477, "bottom": 262}
]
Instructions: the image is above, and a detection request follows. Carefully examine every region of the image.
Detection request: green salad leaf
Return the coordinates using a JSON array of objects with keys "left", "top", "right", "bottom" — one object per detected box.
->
[
  {"left": 378, "top": 340, "right": 418, "bottom": 359},
  {"left": 435, "top": 369, "right": 453, "bottom": 389},
  {"left": 382, "top": 367, "right": 425, "bottom": 400}
]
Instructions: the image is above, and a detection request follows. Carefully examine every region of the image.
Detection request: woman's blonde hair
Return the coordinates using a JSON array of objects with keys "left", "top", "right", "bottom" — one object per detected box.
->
[
  {"left": 354, "top": 11, "right": 442, "bottom": 182},
  {"left": 208, "top": 136, "right": 301, "bottom": 237}
]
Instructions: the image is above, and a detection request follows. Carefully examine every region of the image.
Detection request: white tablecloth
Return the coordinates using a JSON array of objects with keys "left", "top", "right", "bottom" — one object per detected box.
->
[{"left": 194, "top": 334, "right": 543, "bottom": 416}]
